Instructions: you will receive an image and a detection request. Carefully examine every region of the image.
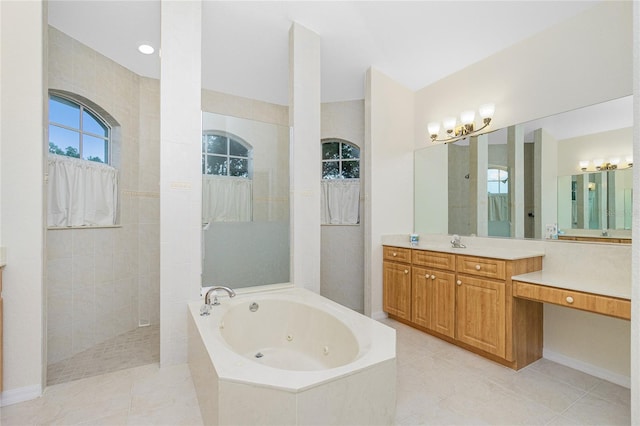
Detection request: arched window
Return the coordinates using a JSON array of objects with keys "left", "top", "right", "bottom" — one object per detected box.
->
[
  {"left": 321, "top": 139, "right": 360, "bottom": 179},
  {"left": 488, "top": 167, "right": 509, "bottom": 194},
  {"left": 202, "top": 132, "right": 252, "bottom": 178},
  {"left": 320, "top": 138, "right": 360, "bottom": 225},
  {"left": 48, "top": 94, "right": 111, "bottom": 164}
]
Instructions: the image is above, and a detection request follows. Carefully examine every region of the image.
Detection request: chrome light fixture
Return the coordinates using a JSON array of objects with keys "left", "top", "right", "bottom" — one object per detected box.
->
[{"left": 428, "top": 103, "right": 495, "bottom": 143}]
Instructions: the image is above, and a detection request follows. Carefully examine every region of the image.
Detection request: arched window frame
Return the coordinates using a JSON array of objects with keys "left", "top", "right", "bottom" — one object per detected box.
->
[
  {"left": 48, "top": 92, "right": 112, "bottom": 164},
  {"left": 488, "top": 166, "right": 509, "bottom": 194},
  {"left": 202, "top": 131, "right": 253, "bottom": 179},
  {"left": 321, "top": 138, "right": 360, "bottom": 179}
]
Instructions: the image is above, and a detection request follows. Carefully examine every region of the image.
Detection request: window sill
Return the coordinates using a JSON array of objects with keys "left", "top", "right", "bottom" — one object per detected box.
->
[
  {"left": 47, "top": 225, "right": 122, "bottom": 230},
  {"left": 321, "top": 223, "right": 360, "bottom": 227}
]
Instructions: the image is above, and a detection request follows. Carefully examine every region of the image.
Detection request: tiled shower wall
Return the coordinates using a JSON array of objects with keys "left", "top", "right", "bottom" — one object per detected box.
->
[{"left": 46, "top": 27, "right": 160, "bottom": 363}]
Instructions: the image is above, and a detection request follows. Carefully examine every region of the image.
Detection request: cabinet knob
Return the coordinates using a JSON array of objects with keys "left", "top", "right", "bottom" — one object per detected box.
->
[
  {"left": 425, "top": 273, "right": 429, "bottom": 278},
  {"left": 404, "top": 269, "right": 409, "bottom": 274},
  {"left": 475, "top": 264, "right": 481, "bottom": 271},
  {"left": 457, "top": 280, "right": 462, "bottom": 286},
  {"left": 431, "top": 275, "right": 436, "bottom": 280},
  {"left": 392, "top": 252, "right": 397, "bottom": 257},
  {"left": 566, "top": 296, "right": 574, "bottom": 304}
]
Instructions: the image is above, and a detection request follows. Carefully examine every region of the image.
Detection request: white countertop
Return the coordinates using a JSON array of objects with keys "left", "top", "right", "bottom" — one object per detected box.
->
[
  {"left": 512, "top": 270, "right": 631, "bottom": 300},
  {"left": 384, "top": 241, "right": 545, "bottom": 261}
]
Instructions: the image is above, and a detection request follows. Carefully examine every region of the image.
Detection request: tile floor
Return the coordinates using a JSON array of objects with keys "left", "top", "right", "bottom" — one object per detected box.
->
[
  {"left": 1, "top": 318, "right": 631, "bottom": 425},
  {"left": 47, "top": 324, "right": 160, "bottom": 386}
]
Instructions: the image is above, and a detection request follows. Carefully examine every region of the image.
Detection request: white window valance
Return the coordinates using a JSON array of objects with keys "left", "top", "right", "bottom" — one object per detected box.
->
[
  {"left": 202, "top": 175, "right": 252, "bottom": 222},
  {"left": 488, "top": 193, "right": 509, "bottom": 221},
  {"left": 47, "top": 154, "right": 119, "bottom": 227},
  {"left": 321, "top": 179, "right": 360, "bottom": 225}
]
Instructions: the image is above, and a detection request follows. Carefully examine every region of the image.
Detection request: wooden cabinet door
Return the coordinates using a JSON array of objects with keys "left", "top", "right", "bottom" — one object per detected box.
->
[
  {"left": 412, "top": 266, "right": 455, "bottom": 337},
  {"left": 383, "top": 261, "right": 411, "bottom": 320},
  {"left": 430, "top": 270, "right": 456, "bottom": 338},
  {"left": 456, "top": 275, "right": 506, "bottom": 357},
  {"left": 411, "top": 266, "right": 430, "bottom": 328}
]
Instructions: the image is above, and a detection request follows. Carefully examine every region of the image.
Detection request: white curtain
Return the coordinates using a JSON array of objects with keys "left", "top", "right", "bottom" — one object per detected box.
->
[
  {"left": 47, "top": 154, "right": 119, "bottom": 227},
  {"left": 321, "top": 179, "right": 360, "bottom": 225},
  {"left": 202, "top": 175, "right": 252, "bottom": 222},
  {"left": 488, "top": 193, "right": 509, "bottom": 221}
]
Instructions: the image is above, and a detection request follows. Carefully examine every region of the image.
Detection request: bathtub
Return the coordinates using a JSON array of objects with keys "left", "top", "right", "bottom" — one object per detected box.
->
[{"left": 188, "top": 287, "right": 396, "bottom": 425}]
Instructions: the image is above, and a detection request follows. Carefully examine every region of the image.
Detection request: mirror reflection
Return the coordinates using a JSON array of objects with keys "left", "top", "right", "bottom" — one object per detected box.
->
[
  {"left": 201, "top": 112, "right": 290, "bottom": 288},
  {"left": 415, "top": 95, "right": 633, "bottom": 242},
  {"left": 557, "top": 168, "right": 632, "bottom": 242}
]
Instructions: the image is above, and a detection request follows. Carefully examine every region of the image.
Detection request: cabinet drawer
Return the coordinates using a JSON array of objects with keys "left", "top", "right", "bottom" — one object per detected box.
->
[
  {"left": 412, "top": 250, "right": 455, "bottom": 271},
  {"left": 513, "top": 281, "right": 631, "bottom": 320},
  {"left": 457, "top": 255, "right": 505, "bottom": 280},
  {"left": 383, "top": 246, "right": 412, "bottom": 263}
]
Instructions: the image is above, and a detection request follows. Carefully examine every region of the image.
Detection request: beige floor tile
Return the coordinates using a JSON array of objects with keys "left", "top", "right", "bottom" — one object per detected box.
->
[
  {"left": 488, "top": 367, "right": 587, "bottom": 413},
  {"left": 561, "top": 393, "right": 631, "bottom": 425},
  {"left": 527, "top": 358, "right": 605, "bottom": 392}
]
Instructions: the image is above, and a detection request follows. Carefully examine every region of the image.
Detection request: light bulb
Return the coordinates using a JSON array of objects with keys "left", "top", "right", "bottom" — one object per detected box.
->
[
  {"left": 460, "top": 110, "right": 475, "bottom": 125},
  {"left": 626, "top": 155, "right": 633, "bottom": 164},
  {"left": 593, "top": 158, "right": 604, "bottom": 166},
  {"left": 443, "top": 117, "right": 457, "bottom": 132},
  {"left": 579, "top": 160, "right": 589, "bottom": 170},
  {"left": 610, "top": 157, "right": 620, "bottom": 166},
  {"left": 427, "top": 122, "right": 440, "bottom": 137},
  {"left": 479, "top": 103, "right": 495, "bottom": 119}
]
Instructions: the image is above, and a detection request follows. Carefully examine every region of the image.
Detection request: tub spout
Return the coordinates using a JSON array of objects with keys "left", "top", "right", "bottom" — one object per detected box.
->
[{"left": 205, "top": 286, "right": 236, "bottom": 306}]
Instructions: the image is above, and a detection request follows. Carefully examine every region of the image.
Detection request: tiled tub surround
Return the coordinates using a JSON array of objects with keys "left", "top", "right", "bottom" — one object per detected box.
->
[
  {"left": 188, "top": 287, "right": 396, "bottom": 425},
  {"left": 382, "top": 234, "right": 632, "bottom": 385}
]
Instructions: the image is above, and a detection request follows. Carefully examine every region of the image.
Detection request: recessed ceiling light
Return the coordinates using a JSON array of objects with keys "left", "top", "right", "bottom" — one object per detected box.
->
[{"left": 138, "top": 44, "right": 155, "bottom": 55}]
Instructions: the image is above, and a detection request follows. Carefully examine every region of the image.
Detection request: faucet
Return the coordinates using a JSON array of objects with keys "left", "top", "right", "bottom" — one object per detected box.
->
[
  {"left": 200, "top": 286, "right": 236, "bottom": 316},
  {"left": 602, "top": 228, "right": 609, "bottom": 237},
  {"left": 450, "top": 234, "right": 466, "bottom": 249}
]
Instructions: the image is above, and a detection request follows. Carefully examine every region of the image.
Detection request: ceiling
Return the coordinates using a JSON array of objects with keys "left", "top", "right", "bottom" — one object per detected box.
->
[{"left": 48, "top": 1, "right": 601, "bottom": 106}]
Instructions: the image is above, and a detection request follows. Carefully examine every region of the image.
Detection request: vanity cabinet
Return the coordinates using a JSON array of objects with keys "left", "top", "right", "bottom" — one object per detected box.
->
[
  {"left": 411, "top": 251, "right": 456, "bottom": 338},
  {"left": 383, "top": 245, "right": 543, "bottom": 370},
  {"left": 382, "top": 246, "right": 412, "bottom": 321}
]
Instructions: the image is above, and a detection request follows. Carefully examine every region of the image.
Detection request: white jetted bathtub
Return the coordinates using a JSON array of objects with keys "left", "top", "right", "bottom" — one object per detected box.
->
[{"left": 188, "top": 287, "right": 396, "bottom": 425}]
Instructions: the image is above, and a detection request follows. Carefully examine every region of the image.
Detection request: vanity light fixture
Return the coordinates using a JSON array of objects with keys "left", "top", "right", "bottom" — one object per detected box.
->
[
  {"left": 428, "top": 103, "right": 495, "bottom": 144},
  {"left": 579, "top": 156, "right": 633, "bottom": 172}
]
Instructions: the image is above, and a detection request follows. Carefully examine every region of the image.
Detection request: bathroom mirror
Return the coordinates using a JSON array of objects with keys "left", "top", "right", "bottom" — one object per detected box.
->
[
  {"left": 201, "top": 111, "right": 290, "bottom": 288},
  {"left": 557, "top": 168, "right": 632, "bottom": 236},
  {"left": 415, "top": 95, "right": 633, "bottom": 241}
]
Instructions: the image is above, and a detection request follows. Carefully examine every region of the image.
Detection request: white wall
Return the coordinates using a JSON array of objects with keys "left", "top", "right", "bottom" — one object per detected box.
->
[
  {"left": 289, "top": 23, "right": 321, "bottom": 293},
  {"left": 0, "top": 0, "right": 45, "bottom": 404},
  {"left": 321, "top": 100, "right": 365, "bottom": 313},
  {"left": 159, "top": 0, "right": 202, "bottom": 365},
  {"left": 557, "top": 127, "right": 633, "bottom": 176},
  {"left": 414, "top": 2, "right": 632, "bottom": 147},
  {"left": 365, "top": 68, "right": 415, "bottom": 317}
]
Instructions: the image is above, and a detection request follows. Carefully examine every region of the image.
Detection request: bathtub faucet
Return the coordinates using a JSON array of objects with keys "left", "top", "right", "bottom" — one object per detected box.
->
[
  {"left": 206, "top": 286, "right": 236, "bottom": 306},
  {"left": 201, "top": 286, "right": 236, "bottom": 316}
]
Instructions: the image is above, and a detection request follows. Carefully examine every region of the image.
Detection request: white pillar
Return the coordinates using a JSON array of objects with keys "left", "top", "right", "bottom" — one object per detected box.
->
[
  {"left": 289, "top": 23, "right": 321, "bottom": 293},
  {"left": 508, "top": 125, "right": 525, "bottom": 238},
  {"left": 0, "top": 0, "right": 45, "bottom": 402},
  {"left": 160, "top": 0, "right": 202, "bottom": 365},
  {"left": 471, "top": 134, "right": 489, "bottom": 237}
]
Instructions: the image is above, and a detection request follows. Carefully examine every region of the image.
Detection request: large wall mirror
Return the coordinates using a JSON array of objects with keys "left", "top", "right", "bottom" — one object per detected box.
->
[
  {"left": 415, "top": 95, "right": 633, "bottom": 242},
  {"left": 201, "top": 112, "right": 290, "bottom": 288}
]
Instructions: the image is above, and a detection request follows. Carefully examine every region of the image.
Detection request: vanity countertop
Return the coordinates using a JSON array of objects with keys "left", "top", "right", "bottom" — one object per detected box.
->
[
  {"left": 383, "top": 241, "right": 545, "bottom": 261},
  {"left": 512, "top": 270, "right": 631, "bottom": 300}
]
